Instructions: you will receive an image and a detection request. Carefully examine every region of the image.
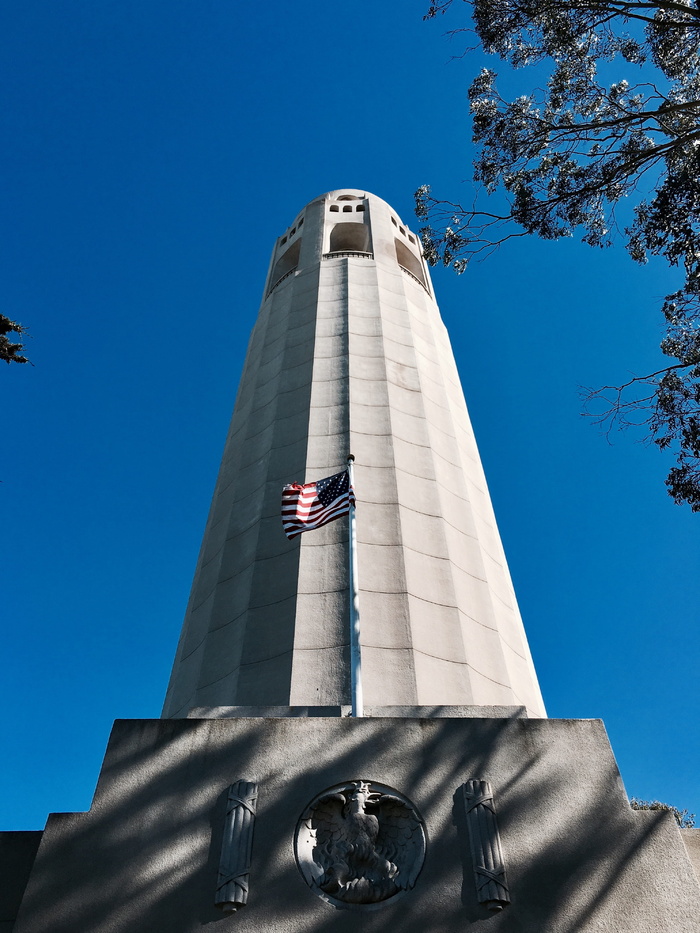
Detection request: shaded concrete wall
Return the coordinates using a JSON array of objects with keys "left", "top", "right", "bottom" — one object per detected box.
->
[
  {"left": 162, "top": 190, "right": 545, "bottom": 718},
  {"left": 0, "top": 831, "right": 42, "bottom": 933},
  {"left": 13, "top": 715, "right": 700, "bottom": 933}
]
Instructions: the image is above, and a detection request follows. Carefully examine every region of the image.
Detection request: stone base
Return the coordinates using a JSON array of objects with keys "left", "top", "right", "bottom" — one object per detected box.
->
[{"left": 12, "top": 715, "right": 700, "bottom": 932}]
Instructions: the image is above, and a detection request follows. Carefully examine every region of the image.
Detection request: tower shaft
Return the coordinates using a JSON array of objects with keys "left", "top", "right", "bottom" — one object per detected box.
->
[{"left": 163, "top": 190, "right": 545, "bottom": 718}]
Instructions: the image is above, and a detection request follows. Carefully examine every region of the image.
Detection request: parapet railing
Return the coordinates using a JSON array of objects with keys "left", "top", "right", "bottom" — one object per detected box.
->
[
  {"left": 322, "top": 251, "right": 374, "bottom": 260},
  {"left": 267, "top": 267, "right": 297, "bottom": 295},
  {"left": 268, "top": 252, "right": 430, "bottom": 296}
]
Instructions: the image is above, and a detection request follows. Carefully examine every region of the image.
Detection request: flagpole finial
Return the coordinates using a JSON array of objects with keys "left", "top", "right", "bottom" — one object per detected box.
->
[{"left": 347, "top": 454, "right": 355, "bottom": 463}]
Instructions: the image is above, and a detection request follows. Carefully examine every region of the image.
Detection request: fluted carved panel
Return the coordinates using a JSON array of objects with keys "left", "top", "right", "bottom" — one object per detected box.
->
[
  {"left": 462, "top": 779, "right": 510, "bottom": 912},
  {"left": 215, "top": 780, "right": 258, "bottom": 913}
]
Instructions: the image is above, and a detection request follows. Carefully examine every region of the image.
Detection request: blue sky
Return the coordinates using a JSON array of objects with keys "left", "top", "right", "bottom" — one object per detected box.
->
[{"left": 2, "top": 1, "right": 697, "bottom": 830}]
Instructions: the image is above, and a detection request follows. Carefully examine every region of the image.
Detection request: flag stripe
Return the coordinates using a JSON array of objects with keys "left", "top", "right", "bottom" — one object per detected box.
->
[
  {"left": 283, "top": 505, "right": 351, "bottom": 539},
  {"left": 282, "top": 498, "right": 354, "bottom": 534}
]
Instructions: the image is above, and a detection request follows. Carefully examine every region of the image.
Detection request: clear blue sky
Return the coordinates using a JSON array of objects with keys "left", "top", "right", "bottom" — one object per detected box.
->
[{"left": 2, "top": 1, "right": 697, "bottom": 831}]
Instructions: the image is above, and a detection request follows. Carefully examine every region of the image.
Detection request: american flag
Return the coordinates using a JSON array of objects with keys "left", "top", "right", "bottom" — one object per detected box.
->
[{"left": 281, "top": 469, "right": 355, "bottom": 540}]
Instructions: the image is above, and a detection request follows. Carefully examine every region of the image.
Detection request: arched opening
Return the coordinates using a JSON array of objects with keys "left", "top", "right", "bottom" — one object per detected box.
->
[
  {"left": 394, "top": 239, "right": 426, "bottom": 287},
  {"left": 337, "top": 194, "right": 361, "bottom": 201},
  {"left": 329, "top": 223, "right": 371, "bottom": 253},
  {"left": 270, "top": 238, "right": 301, "bottom": 288}
]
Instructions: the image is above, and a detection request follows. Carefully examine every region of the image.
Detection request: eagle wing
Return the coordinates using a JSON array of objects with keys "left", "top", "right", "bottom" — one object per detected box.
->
[
  {"left": 373, "top": 794, "right": 426, "bottom": 890},
  {"left": 301, "top": 792, "right": 346, "bottom": 876}
]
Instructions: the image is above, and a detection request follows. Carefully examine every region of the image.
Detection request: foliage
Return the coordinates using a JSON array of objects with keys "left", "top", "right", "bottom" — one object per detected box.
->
[
  {"left": 0, "top": 314, "right": 30, "bottom": 365},
  {"left": 630, "top": 796, "right": 696, "bottom": 827},
  {"left": 418, "top": 0, "right": 700, "bottom": 509}
]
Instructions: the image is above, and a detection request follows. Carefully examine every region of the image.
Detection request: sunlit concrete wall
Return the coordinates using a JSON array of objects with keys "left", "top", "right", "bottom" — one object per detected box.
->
[{"left": 162, "top": 190, "right": 546, "bottom": 718}]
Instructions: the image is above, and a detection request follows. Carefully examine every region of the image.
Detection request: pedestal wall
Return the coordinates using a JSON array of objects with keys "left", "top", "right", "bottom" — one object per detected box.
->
[{"left": 14, "top": 714, "right": 700, "bottom": 933}]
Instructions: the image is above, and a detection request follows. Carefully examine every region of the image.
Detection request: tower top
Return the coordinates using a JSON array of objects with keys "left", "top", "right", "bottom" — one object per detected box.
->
[{"left": 265, "top": 189, "right": 431, "bottom": 300}]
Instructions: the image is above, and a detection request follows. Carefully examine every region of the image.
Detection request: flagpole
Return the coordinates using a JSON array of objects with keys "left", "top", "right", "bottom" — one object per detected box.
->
[{"left": 346, "top": 454, "right": 363, "bottom": 717}]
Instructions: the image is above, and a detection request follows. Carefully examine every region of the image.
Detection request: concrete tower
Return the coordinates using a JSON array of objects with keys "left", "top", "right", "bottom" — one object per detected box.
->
[
  {"left": 8, "top": 190, "right": 699, "bottom": 933},
  {"left": 163, "top": 189, "right": 545, "bottom": 718}
]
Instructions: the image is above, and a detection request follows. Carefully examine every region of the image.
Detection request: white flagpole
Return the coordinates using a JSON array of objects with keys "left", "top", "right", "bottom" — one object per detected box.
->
[{"left": 346, "top": 454, "right": 363, "bottom": 717}]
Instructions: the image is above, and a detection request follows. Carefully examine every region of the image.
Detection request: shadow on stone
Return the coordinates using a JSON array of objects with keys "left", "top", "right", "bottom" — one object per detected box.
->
[{"left": 10, "top": 714, "right": 700, "bottom": 933}]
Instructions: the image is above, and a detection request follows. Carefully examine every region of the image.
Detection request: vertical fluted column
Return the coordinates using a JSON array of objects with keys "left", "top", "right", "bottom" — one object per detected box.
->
[
  {"left": 216, "top": 780, "right": 259, "bottom": 913},
  {"left": 462, "top": 779, "right": 510, "bottom": 912}
]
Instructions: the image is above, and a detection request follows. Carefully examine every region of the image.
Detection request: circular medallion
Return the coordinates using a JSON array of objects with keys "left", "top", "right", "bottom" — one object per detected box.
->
[{"left": 294, "top": 780, "right": 427, "bottom": 910}]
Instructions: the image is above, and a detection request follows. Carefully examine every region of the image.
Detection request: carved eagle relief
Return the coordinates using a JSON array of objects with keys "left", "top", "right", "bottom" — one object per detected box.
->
[{"left": 295, "top": 781, "right": 426, "bottom": 907}]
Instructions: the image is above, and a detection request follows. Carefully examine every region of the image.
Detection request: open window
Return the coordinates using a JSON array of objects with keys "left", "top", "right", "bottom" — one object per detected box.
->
[
  {"left": 270, "top": 238, "right": 301, "bottom": 289},
  {"left": 329, "top": 223, "right": 371, "bottom": 253},
  {"left": 394, "top": 239, "right": 426, "bottom": 287}
]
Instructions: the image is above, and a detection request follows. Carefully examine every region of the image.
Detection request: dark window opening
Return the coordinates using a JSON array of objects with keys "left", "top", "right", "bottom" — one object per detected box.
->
[
  {"left": 270, "top": 238, "right": 302, "bottom": 289},
  {"left": 329, "top": 222, "right": 371, "bottom": 253},
  {"left": 395, "top": 238, "right": 426, "bottom": 287}
]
